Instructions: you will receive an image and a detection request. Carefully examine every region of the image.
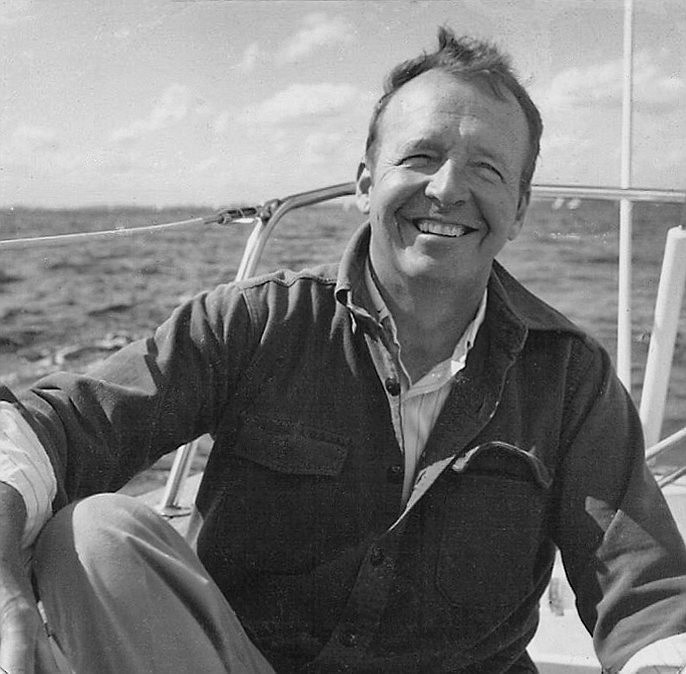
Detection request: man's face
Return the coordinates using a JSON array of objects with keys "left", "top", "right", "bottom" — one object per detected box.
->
[{"left": 357, "top": 69, "right": 531, "bottom": 293}]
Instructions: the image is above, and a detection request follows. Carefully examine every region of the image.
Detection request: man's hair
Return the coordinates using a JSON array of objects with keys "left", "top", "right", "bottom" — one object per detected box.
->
[{"left": 364, "top": 27, "right": 543, "bottom": 194}]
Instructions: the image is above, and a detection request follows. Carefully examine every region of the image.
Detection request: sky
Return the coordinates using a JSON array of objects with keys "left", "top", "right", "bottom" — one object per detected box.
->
[{"left": 0, "top": 0, "right": 684, "bottom": 208}]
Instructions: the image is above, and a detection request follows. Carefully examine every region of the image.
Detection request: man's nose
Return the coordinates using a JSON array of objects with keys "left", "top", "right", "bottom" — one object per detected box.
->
[{"left": 424, "top": 160, "right": 469, "bottom": 206}]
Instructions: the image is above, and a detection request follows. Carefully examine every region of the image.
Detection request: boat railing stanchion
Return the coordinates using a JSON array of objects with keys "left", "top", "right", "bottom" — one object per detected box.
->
[
  {"left": 616, "top": 0, "right": 634, "bottom": 392},
  {"left": 639, "top": 195, "right": 686, "bottom": 448},
  {"left": 157, "top": 439, "right": 198, "bottom": 517}
]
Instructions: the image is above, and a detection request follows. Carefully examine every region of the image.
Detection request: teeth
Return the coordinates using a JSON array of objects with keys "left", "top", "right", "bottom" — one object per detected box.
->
[{"left": 414, "top": 219, "right": 473, "bottom": 237}]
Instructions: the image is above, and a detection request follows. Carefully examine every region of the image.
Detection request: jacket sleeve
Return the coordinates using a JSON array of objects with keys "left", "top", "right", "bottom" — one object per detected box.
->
[
  {"left": 17, "top": 282, "right": 257, "bottom": 513},
  {"left": 551, "top": 340, "right": 686, "bottom": 673}
]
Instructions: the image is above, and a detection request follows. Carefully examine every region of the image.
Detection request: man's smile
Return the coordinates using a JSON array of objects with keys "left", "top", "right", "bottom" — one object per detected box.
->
[{"left": 410, "top": 217, "right": 478, "bottom": 238}]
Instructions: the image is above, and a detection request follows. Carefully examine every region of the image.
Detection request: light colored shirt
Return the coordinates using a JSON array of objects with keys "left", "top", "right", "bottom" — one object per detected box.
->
[
  {"left": 0, "top": 401, "right": 56, "bottom": 548},
  {"left": 363, "top": 260, "right": 486, "bottom": 505}
]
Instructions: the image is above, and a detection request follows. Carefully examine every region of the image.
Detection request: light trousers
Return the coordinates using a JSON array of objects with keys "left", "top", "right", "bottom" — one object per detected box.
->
[{"left": 33, "top": 493, "right": 276, "bottom": 674}]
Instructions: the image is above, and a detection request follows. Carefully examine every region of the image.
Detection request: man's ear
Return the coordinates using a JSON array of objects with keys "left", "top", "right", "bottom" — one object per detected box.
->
[
  {"left": 508, "top": 188, "right": 530, "bottom": 241},
  {"left": 355, "top": 161, "right": 372, "bottom": 214}
]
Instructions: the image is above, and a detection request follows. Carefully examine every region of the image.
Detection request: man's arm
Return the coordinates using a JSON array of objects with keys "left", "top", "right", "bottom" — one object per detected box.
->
[
  {"left": 0, "top": 391, "right": 62, "bottom": 672},
  {"left": 21, "top": 282, "right": 257, "bottom": 510},
  {"left": 553, "top": 344, "right": 686, "bottom": 672},
  {"left": 0, "top": 483, "right": 58, "bottom": 673},
  {"left": 0, "top": 396, "right": 57, "bottom": 548}
]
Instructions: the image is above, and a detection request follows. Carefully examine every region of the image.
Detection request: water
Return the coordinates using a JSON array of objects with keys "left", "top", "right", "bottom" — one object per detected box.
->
[{"left": 1, "top": 199, "right": 684, "bottom": 481}]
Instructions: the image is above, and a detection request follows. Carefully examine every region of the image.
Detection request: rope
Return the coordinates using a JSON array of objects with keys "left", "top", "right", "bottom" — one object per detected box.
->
[{"left": 0, "top": 216, "right": 209, "bottom": 250}]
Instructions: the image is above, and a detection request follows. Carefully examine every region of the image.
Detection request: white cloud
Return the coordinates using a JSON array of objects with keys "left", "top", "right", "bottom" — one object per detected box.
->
[
  {"left": 211, "top": 80, "right": 373, "bottom": 192},
  {"left": 236, "top": 42, "right": 263, "bottom": 73},
  {"left": 3, "top": 123, "right": 174, "bottom": 182},
  {"left": 227, "top": 15, "right": 354, "bottom": 74},
  {"left": 279, "top": 13, "right": 354, "bottom": 63},
  {"left": 191, "top": 156, "right": 221, "bottom": 174},
  {"left": 241, "top": 83, "right": 364, "bottom": 126},
  {"left": 0, "top": 1, "right": 33, "bottom": 26},
  {"left": 540, "top": 52, "right": 685, "bottom": 115},
  {"left": 2, "top": 125, "right": 88, "bottom": 176},
  {"left": 113, "top": 27, "right": 132, "bottom": 40},
  {"left": 213, "top": 111, "right": 231, "bottom": 135},
  {"left": 529, "top": 50, "right": 686, "bottom": 186},
  {"left": 302, "top": 131, "right": 347, "bottom": 166},
  {"left": 7, "top": 125, "right": 60, "bottom": 155},
  {"left": 109, "top": 84, "right": 196, "bottom": 143}
]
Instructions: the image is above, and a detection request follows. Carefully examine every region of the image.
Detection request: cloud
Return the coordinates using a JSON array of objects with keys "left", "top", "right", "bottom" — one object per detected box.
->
[
  {"left": 212, "top": 80, "right": 373, "bottom": 189},
  {"left": 529, "top": 51, "right": 686, "bottom": 187},
  {"left": 240, "top": 83, "right": 364, "bottom": 126},
  {"left": 191, "top": 156, "right": 221, "bottom": 174},
  {"left": 228, "top": 14, "right": 354, "bottom": 74},
  {"left": 2, "top": 125, "right": 88, "bottom": 175},
  {"left": 236, "top": 42, "right": 263, "bottom": 73},
  {"left": 109, "top": 84, "right": 197, "bottom": 143},
  {"left": 0, "top": 1, "right": 33, "bottom": 26},
  {"left": 301, "top": 131, "right": 349, "bottom": 166},
  {"left": 8, "top": 125, "right": 60, "bottom": 154},
  {"left": 540, "top": 51, "right": 685, "bottom": 115},
  {"left": 279, "top": 13, "right": 354, "bottom": 63},
  {"left": 4, "top": 123, "right": 173, "bottom": 180}
]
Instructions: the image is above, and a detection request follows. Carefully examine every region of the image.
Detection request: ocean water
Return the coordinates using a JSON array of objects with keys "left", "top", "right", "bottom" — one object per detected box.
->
[{"left": 1, "top": 198, "right": 685, "bottom": 482}]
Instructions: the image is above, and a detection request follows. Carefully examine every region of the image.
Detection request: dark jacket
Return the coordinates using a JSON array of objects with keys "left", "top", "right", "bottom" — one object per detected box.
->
[{"left": 17, "top": 225, "right": 686, "bottom": 673}]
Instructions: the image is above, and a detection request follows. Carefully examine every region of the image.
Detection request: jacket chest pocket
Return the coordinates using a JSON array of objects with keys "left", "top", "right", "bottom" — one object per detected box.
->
[
  {"left": 204, "top": 415, "right": 355, "bottom": 574},
  {"left": 435, "top": 441, "right": 552, "bottom": 615}
]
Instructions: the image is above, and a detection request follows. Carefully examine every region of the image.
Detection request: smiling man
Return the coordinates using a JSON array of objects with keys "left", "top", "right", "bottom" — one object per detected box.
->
[
  {"left": 1, "top": 27, "right": 686, "bottom": 674},
  {"left": 358, "top": 66, "right": 531, "bottom": 383}
]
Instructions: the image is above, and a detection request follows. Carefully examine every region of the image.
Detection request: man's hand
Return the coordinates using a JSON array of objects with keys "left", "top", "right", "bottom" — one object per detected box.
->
[{"left": 0, "top": 483, "right": 60, "bottom": 673}]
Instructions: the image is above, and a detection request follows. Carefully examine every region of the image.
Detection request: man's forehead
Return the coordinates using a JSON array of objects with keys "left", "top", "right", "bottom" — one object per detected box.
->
[
  {"left": 383, "top": 70, "right": 522, "bottom": 127},
  {"left": 376, "top": 69, "right": 530, "bottom": 157}
]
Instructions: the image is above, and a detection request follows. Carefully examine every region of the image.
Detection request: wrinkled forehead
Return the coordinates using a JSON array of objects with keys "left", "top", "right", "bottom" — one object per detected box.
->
[{"left": 374, "top": 69, "right": 530, "bottom": 164}]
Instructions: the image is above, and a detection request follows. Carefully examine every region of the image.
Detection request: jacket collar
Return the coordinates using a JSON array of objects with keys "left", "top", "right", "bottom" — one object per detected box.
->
[
  {"left": 334, "top": 221, "right": 585, "bottom": 347},
  {"left": 334, "top": 223, "right": 384, "bottom": 339}
]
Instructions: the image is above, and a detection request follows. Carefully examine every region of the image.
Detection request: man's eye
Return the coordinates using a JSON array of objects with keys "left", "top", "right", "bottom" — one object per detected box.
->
[
  {"left": 475, "top": 162, "right": 504, "bottom": 181},
  {"left": 400, "top": 153, "right": 433, "bottom": 167}
]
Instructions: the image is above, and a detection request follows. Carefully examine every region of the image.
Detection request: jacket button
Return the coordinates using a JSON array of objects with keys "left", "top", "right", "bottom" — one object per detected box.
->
[
  {"left": 386, "top": 464, "right": 403, "bottom": 483},
  {"left": 384, "top": 377, "right": 400, "bottom": 396},
  {"left": 369, "top": 545, "right": 385, "bottom": 566},
  {"left": 338, "top": 628, "right": 358, "bottom": 647}
]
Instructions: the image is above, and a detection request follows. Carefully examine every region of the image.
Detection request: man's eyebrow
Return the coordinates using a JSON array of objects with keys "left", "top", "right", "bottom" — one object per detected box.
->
[
  {"left": 396, "top": 138, "right": 443, "bottom": 153},
  {"left": 470, "top": 144, "right": 506, "bottom": 164}
]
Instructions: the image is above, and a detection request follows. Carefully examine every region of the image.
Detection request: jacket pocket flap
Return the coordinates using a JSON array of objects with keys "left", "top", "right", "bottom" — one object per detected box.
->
[{"left": 234, "top": 416, "right": 349, "bottom": 477}]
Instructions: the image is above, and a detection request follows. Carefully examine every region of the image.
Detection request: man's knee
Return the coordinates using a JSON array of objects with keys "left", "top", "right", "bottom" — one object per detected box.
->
[{"left": 34, "top": 493, "right": 172, "bottom": 583}]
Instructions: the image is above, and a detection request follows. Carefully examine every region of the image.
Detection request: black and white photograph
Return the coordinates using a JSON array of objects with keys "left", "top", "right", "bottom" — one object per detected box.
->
[{"left": 1, "top": 1, "right": 685, "bottom": 672}]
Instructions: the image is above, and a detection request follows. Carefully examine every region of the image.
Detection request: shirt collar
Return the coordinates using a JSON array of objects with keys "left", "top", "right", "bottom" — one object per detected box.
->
[{"left": 364, "top": 257, "right": 488, "bottom": 387}]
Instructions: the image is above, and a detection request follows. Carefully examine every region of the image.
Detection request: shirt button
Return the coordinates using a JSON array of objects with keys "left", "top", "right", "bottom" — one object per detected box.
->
[
  {"left": 384, "top": 377, "right": 400, "bottom": 396},
  {"left": 338, "top": 628, "right": 358, "bottom": 647},
  {"left": 369, "top": 545, "right": 385, "bottom": 567},
  {"left": 386, "top": 464, "right": 403, "bottom": 483}
]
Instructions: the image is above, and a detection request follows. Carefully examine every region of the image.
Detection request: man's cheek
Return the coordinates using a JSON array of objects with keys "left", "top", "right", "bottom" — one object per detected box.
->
[{"left": 473, "top": 195, "right": 517, "bottom": 236}]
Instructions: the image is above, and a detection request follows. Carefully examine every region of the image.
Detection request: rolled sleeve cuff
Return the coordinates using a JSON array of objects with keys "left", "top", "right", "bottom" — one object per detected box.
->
[
  {"left": 0, "top": 401, "right": 56, "bottom": 548},
  {"left": 621, "top": 634, "right": 686, "bottom": 673}
]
